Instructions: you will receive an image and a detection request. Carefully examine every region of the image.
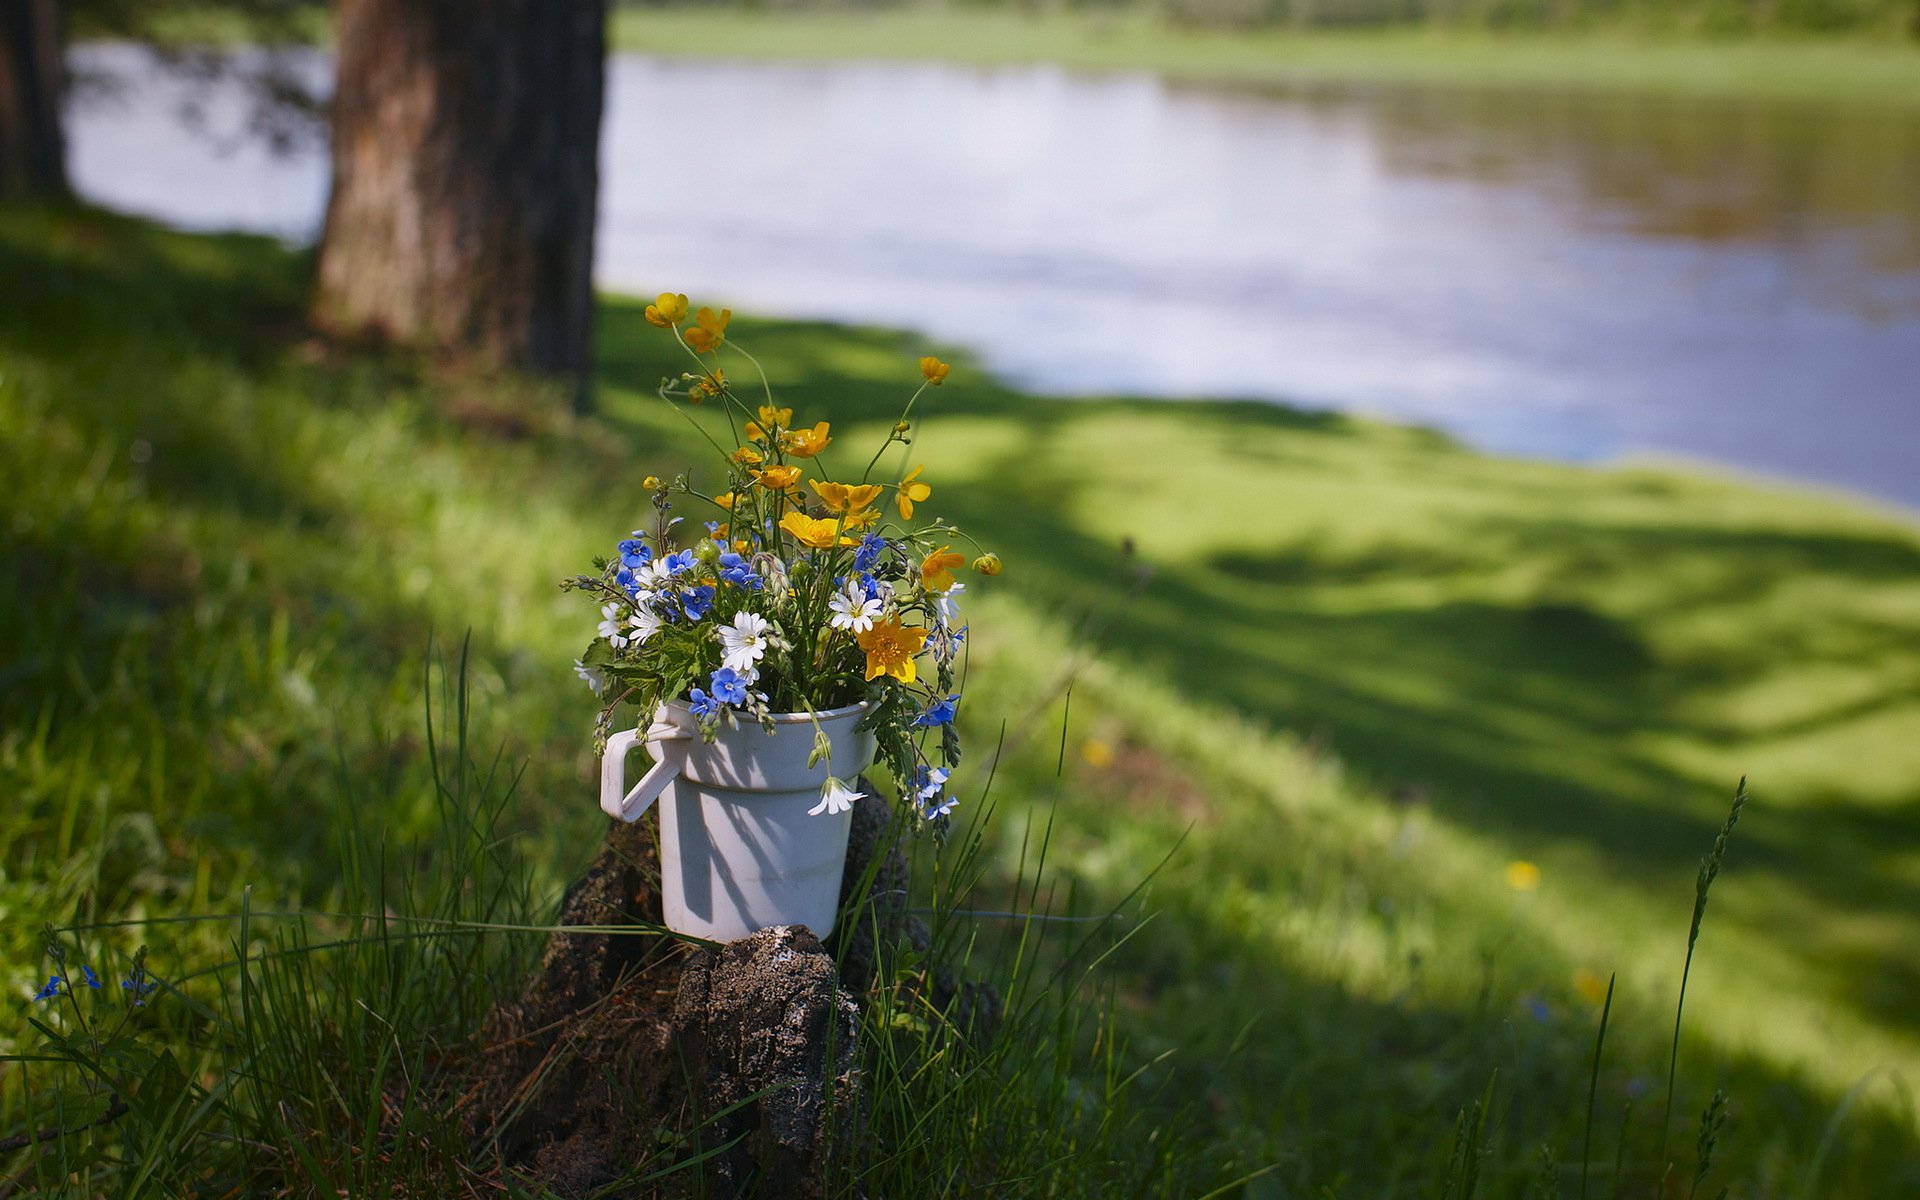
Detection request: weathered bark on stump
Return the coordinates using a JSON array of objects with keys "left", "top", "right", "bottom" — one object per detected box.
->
[
  {"left": 0, "top": 0, "right": 69, "bottom": 200},
  {"left": 672, "top": 926, "right": 861, "bottom": 1200},
  {"left": 468, "top": 783, "right": 997, "bottom": 1197},
  {"left": 313, "top": 0, "right": 605, "bottom": 396}
]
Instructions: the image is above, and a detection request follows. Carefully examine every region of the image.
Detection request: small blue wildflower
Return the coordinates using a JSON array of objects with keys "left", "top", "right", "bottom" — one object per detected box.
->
[
  {"left": 710, "top": 668, "right": 749, "bottom": 706},
  {"left": 81, "top": 965, "right": 101, "bottom": 990},
  {"left": 662, "top": 549, "right": 696, "bottom": 576},
  {"left": 688, "top": 688, "right": 721, "bottom": 719},
  {"left": 617, "top": 538, "right": 652, "bottom": 569},
  {"left": 32, "top": 975, "right": 60, "bottom": 1002},
  {"left": 853, "top": 534, "right": 886, "bottom": 574},
  {"left": 704, "top": 521, "right": 722, "bottom": 536},
  {"left": 614, "top": 565, "right": 636, "bottom": 591},
  {"left": 911, "top": 694, "right": 960, "bottom": 728},
  {"left": 119, "top": 969, "right": 156, "bottom": 1007},
  {"left": 1524, "top": 995, "right": 1553, "bottom": 1024},
  {"left": 718, "top": 553, "right": 762, "bottom": 591},
  {"left": 929, "top": 623, "right": 967, "bottom": 663},
  {"left": 680, "top": 585, "right": 715, "bottom": 620},
  {"left": 912, "top": 766, "right": 955, "bottom": 819}
]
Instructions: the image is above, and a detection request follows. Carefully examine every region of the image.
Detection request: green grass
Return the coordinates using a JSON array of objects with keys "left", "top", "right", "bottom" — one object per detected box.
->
[
  {"left": 4, "top": 205, "right": 1920, "bottom": 1194},
  {"left": 611, "top": 10, "right": 1920, "bottom": 110}
]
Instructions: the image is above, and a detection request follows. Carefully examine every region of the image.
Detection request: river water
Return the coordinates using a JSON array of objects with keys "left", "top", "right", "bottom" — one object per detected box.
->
[{"left": 63, "top": 44, "right": 1920, "bottom": 510}]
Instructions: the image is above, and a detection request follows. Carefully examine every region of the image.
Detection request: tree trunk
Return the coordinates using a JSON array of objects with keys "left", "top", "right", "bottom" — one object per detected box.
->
[
  {"left": 0, "top": 0, "right": 70, "bottom": 200},
  {"left": 314, "top": 0, "right": 606, "bottom": 400}
]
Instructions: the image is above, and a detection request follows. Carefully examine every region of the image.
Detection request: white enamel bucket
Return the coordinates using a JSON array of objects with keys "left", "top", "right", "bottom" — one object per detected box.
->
[{"left": 600, "top": 700, "right": 874, "bottom": 941}]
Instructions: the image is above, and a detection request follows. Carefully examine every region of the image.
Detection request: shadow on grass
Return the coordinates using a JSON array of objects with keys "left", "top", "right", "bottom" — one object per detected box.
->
[
  {"left": 596, "top": 288, "right": 1920, "bottom": 1042},
  {"left": 0, "top": 205, "right": 600, "bottom": 902}
]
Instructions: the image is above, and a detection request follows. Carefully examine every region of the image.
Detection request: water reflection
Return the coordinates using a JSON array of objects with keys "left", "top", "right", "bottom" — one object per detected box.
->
[
  {"left": 1333, "top": 82, "right": 1920, "bottom": 307},
  {"left": 62, "top": 45, "right": 1920, "bottom": 510}
]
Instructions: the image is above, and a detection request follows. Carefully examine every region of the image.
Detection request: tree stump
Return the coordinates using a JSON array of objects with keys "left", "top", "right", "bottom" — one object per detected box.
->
[{"left": 466, "top": 781, "right": 940, "bottom": 1198}]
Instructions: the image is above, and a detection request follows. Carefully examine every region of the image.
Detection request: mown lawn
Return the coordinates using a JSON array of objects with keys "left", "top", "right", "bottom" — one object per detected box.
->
[{"left": 3, "top": 204, "right": 1918, "bottom": 1194}]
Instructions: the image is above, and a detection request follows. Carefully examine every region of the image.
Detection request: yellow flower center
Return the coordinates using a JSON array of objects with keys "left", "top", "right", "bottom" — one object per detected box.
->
[{"left": 857, "top": 618, "right": 928, "bottom": 684}]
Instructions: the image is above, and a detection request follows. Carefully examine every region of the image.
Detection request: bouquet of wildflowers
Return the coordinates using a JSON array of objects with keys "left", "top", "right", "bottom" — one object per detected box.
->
[{"left": 565, "top": 295, "right": 999, "bottom": 824}]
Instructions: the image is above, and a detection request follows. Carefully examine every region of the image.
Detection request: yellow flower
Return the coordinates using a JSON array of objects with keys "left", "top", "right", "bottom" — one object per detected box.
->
[
  {"left": 919, "top": 356, "right": 950, "bottom": 385},
  {"left": 731, "top": 445, "right": 764, "bottom": 466},
  {"left": 645, "top": 292, "right": 688, "bottom": 327},
  {"left": 711, "top": 522, "right": 729, "bottom": 538},
  {"left": 1572, "top": 968, "right": 1610, "bottom": 1006},
  {"left": 920, "top": 547, "right": 966, "bottom": 593},
  {"left": 895, "top": 464, "right": 931, "bottom": 520},
  {"left": 1081, "top": 739, "right": 1115, "bottom": 769},
  {"left": 1505, "top": 861, "right": 1542, "bottom": 892},
  {"left": 857, "top": 617, "right": 928, "bottom": 684},
  {"left": 642, "top": 475, "right": 662, "bottom": 491},
  {"left": 683, "top": 306, "right": 731, "bottom": 353},
  {"left": 780, "top": 421, "right": 832, "bottom": 458},
  {"left": 713, "top": 491, "right": 736, "bottom": 510},
  {"left": 971, "top": 552, "right": 1002, "bottom": 576},
  {"left": 688, "top": 368, "right": 726, "bottom": 403},
  {"left": 809, "top": 480, "right": 883, "bottom": 514},
  {"left": 744, "top": 404, "right": 793, "bottom": 443},
  {"left": 757, "top": 465, "right": 802, "bottom": 490},
  {"left": 842, "top": 506, "right": 881, "bottom": 531},
  {"left": 732, "top": 539, "right": 752, "bottom": 555},
  {"left": 780, "top": 510, "right": 843, "bottom": 549}
]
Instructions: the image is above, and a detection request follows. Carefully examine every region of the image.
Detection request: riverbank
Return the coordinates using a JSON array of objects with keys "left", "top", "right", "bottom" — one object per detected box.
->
[
  {"left": 612, "top": 10, "right": 1920, "bottom": 109},
  {"left": 4, "top": 205, "right": 1918, "bottom": 1191}
]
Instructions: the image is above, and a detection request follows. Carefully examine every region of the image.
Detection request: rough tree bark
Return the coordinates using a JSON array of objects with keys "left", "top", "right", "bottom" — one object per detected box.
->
[
  {"left": 313, "top": 0, "right": 606, "bottom": 397},
  {"left": 467, "top": 786, "right": 999, "bottom": 1198},
  {"left": 0, "top": 0, "right": 70, "bottom": 200}
]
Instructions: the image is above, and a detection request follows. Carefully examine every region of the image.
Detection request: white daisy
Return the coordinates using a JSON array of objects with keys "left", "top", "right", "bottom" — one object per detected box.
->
[
  {"left": 828, "top": 583, "right": 883, "bottom": 633},
  {"left": 626, "top": 603, "right": 663, "bottom": 647},
  {"left": 718, "top": 611, "right": 773, "bottom": 674},
  {"left": 573, "top": 659, "right": 608, "bottom": 697},
  {"left": 598, "top": 602, "right": 629, "bottom": 648},
  {"left": 807, "top": 777, "right": 864, "bottom": 817}
]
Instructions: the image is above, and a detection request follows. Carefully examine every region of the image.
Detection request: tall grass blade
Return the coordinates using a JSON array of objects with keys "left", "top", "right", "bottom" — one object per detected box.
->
[
  {"left": 1659, "top": 778, "right": 1747, "bottom": 1172},
  {"left": 1580, "top": 971, "right": 1616, "bottom": 1200}
]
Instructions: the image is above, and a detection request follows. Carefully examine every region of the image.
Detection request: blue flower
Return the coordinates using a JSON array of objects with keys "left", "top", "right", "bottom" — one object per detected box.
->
[
  {"left": 911, "top": 694, "right": 960, "bottom": 728},
  {"left": 119, "top": 968, "right": 156, "bottom": 1006},
  {"left": 929, "top": 623, "right": 967, "bottom": 663},
  {"left": 32, "top": 975, "right": 60, "bottom": 1002},
  {"left": 704, "top": 521, "right": 723, "bottom": 536},
  {"left": 853, "top": 534, "right": 886, "bottom": 574},
  {"left": 688, "top": 688, "right": 721, "bottom": 719},
  {"left": 912, "top": 766, "right": 955, "bottom": 819},
  {"left": 81, "top": 965, "right": 101, "bottom": 990},
  {"left": 662, "top": 550, "right": 696, "bottom": 576},
  {"left": 710, "top": 668, "right": 749, "bottom": 706},
  {"left": 680, "top": 585, "right": 715, "bottom": 620},
  {"left": 718, "top": 553, "right": 762, "bottom": 591},
  {"left": 614, "top": 565, "right": 636, "bottom": 591},
  {"left": 617, "top": 538, "right": 652, "bottom": 569}
]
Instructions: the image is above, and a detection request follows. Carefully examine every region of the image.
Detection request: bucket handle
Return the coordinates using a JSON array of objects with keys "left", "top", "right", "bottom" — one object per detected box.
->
[{"left": 600, "top": 720, "right": 692, "bottom": 822}]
